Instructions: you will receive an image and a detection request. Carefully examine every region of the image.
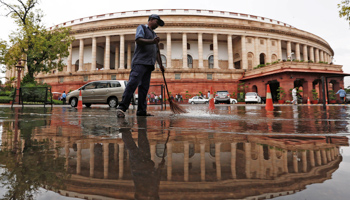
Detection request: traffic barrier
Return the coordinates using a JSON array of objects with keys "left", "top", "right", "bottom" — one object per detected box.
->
[
  {"left": 265, "top": 84, "right": 274, "bottom": 111},
  {"left": 77, "top": 90, "right": 83, "bottom": 109},
  {"left": 209, "top": 86, "right": 215, "bottom": 110}
]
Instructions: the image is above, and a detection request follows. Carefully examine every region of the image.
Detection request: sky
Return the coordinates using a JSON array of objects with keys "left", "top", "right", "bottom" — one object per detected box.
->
[{"left": 1, "top": 0, "right": 350, "bottom": 86}]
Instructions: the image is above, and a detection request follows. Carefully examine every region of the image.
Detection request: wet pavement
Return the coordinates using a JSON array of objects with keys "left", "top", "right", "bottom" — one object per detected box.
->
[{"left": 0, "top": 104, "right": 350, "bottom": 200}]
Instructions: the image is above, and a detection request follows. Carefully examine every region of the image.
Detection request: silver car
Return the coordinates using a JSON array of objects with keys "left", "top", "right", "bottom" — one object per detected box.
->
[
  {"left": 245, "top": 92, "right": 262, "bottom": 104},
  {"left": 188, "top": 96, "right": 209, "bottom": 104},
  {"left": 67, "top": 80, "right": 128, "bottom": 108},
  {"left": 215, "top": 90, "right": 231, "bottom": 104}
]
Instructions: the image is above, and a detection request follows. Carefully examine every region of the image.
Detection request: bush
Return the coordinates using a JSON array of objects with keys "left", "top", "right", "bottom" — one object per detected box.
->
[
  {"left": 0, "top": 96, "right": 12, "bottom": 103},
  {"left": 0, "top": 91, "right": 11, "bottom": 96}
]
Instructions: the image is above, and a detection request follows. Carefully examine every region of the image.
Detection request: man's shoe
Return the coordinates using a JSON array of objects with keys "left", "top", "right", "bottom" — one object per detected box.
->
[{"left": 116, "top": 109, "right": 125, "bottom": 118}]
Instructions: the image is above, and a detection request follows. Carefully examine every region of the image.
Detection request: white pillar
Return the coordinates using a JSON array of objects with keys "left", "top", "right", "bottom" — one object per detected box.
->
[
  {"left": 231, "top": 142, "right": 237, "bottom": 179},
  {"left": 227, "top": 35, "right": 234, "bottom": 69},
  {"left": 77, "top": 141, "right": 82, "bottom": 175},
  {"left": 182, "top": 33, "right": 187, "bottom": 68},
  {"left": 316, "top": 150, "right": 322, "bottom": 166},
  {"left": 167, "top": 33, "right": 172, "bottom": 68},
  {"left": 90, "top": 142, "right": 95, "bottom": 177},
  {"left": 277, "top": 39, "right": 283, "bottom": 61},
  {"left": 303, "top": 45, "right": 308, "bottom": 61},
  {"left": 310, "top": 150, "right": 315, "bottom": 167},
  {"left": 213, "top": 34, "right": 220, "bottom": 69},
  {"left": 293, "top": 151, "right": 298, "bottom": 173},
  {"left": 127, "top": 43, "right": 132, "bottom": 69},
  {"left": 184, "top": 141, "right": 189, "bottom": 182},
  {"left": 119, "top": 35, "right": 125, "bottom": 69},
  {"left": 200, "top": 142, "right": 206, "bottom": 181},
  {"left": 198, "top": 33, "right": 204, "bottom": 69},
  {"left": 119, "top": 143, "right": 124, "bottom": 179},
  {"left": 78, "top": 39, "right": 84, "bottom": 71},
  {"left": 320, "top": 50, "right": 324, "bottom": 62},
  {"left": 103, "top": 143, "right": 109, "bottom": 179},
  {"left": 91, "top": 37, "right": 97, "bottom": 71},
  {"left": 302, "top": 151, "right": 307, "bottom": 173},
  {"left": 295, "top": 43, "right": 301, "bottom": 61},
  {"left": 67, "top": 43, "right": 72, "bottom": 72},
  {"left": 241, "top": 36, "right": 248, "bottom": 69},
  {"left": 266, "top": 38, "right": 271, "bottom": 64},
  {"left": 315, "top": 49, "right": 320, "bottom": 63},
  {"left": 310, "top": 47, "right": 315, "bottom": 62},
  {"left": 245, "top": 143, "right": 251, "bottom": 178},
  {"left": 287, "top": 41, "right": 291, "bottom": 60},
  {"left": 215, "top": 142, "right": 222, "bottom": 180},
  {"left": 254, "top": 37, "right": 260, "bottom": 65},
  {"left": 104, "top": 36, "right": 110, "bottom": 70},
  {"left": 115, "top": 45, "right": 119, "bottom": 69},
  {"left": 167, "top": 142, "right": 173, "bottom": 181},
  {"left": 321, "top": 150, "right": 327, "bottom": 164}
]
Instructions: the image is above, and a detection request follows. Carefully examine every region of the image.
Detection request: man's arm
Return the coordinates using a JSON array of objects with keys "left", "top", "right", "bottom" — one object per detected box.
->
[{"left": 136, "top": 37, "right": 160, "bottom": 45}]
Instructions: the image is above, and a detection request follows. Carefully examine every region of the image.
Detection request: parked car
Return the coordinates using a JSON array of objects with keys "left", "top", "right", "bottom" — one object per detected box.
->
[
  {"left": 67, "top": 80, "right": 129, "bottom": 108},
  {"left": 230, "top": 98, "right": 238, "bottom": 104},
  {"left": 215, "top": 90, "right": 230, "bottom": 104},
  {"left": 52, "top": 92, "right": 62, "bottom": 100},
  {"left": 245, "top": 92, "right": 262, "bottom": 104},
  {"left": 345, "top": 93, "right": 350, "bottom": 103},
  {"left": 188, "top": 96, "right": 209, "bottom": 104}
]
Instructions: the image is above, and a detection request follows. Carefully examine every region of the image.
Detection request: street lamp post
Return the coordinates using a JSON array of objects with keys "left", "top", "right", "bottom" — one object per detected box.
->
[{"left": 15, "top": 59, "right": 24, "bottom": 104}]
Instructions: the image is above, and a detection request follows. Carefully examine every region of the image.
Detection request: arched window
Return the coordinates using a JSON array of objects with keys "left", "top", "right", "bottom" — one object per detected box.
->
[
  {"left": 260, "top": 53, "right": 266, "bottom": 64},
  {"left": 187, "top": 43, "right": 191, "bottom": 50},
  {"left": 208, "top": 55, "right": 214, "bottom": 69},
  {"left": 187, "top": 54, "right": 193, "bottom": 68},
  {"left": 157, "top": 54, "right": 167, "bottom": 68},
  {"left": 74, "top": 60, "right": 79, "bottom": 72},
  {"left": 159, "top": 43, "right": 164, "bottom": 50},
  {"left": 247, "top": 52, "right": 254, "bottom": 70},
  {"left": 271, "top": 54, "right": 277, "bottom": 62}
]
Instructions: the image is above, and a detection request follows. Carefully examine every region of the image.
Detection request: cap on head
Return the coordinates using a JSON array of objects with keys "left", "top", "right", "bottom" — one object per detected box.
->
[{"left": 148, "top": 14, "right": 164, "bottom": 26}]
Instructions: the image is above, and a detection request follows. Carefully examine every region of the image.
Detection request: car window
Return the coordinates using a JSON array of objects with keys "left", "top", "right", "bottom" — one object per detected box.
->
[
  {"left": 193, "top": 96, "right": 198, "bottom": 99},
  {"left": 199, "top": 97, "right": 203, "bottom": 99},
  {"left": 97, "top": 82, "right": 109, "bottom": 88},
  {"left": 111, "top": 81, "right": 121, "bottom": 87},
  {"left": 217, "top": 91, "right": 228, "bottom": 95},
  {"left": 84, "top": 82, "right": 98, "bottom": 90},
  {"left": 246, "top": 92, "right": 256, "bottom": 96}
]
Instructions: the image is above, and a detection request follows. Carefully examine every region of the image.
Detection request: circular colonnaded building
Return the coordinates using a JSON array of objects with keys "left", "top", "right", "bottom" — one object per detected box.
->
[{"left": 6, "top": 9, "right": 346, "bottom": 102}]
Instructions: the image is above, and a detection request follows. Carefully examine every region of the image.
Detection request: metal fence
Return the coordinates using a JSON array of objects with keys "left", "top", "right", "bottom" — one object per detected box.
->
[{"left": 12, "top": 87, "right": 53, "bottom": 108}]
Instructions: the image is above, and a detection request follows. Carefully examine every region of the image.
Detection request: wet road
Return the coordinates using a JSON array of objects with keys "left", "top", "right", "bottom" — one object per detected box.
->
[{"left": 0, "top": 105, "right": 350, "bottom": 200}]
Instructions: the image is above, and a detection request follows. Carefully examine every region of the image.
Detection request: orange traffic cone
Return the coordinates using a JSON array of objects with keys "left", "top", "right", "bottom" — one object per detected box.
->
[
  {"left": 77, "top": 90, "right": 83, "bottom": 109},
  {"left": 307, "top": 97, "right": 311, "bottom": 105},
  {"left": 209, "top": 86, "right": 215, "bottom": 110},
  {"left": 147, "top": 99, "right": 150, "bottom": 105},
  {"left": 265, "top": 84, "right": 274, "bottom": 111}
]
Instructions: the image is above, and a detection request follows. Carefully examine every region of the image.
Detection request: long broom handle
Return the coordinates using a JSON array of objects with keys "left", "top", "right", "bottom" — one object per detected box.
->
[{"left": 156, "top": 43, "right": 172, "bottom": 101}]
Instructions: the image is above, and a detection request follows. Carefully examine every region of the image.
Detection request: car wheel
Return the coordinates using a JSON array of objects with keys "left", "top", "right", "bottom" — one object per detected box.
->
[
  {"left": 191, "top": 101, "right": 195, "bottom": 104},
  {"left": 232, "top": 101, "right": 236, "bottom": 104},
  {"left": 85, "top": 103, "right": 91, "bottom": 108},
  {"left": 108, "top": 97, "right": 118, "bottom": 108},
  {"left": 70, "top": 98, "right": 78, "bottom": 107}
]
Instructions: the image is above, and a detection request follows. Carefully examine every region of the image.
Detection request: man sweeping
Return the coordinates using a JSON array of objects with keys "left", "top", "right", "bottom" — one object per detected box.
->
[{"left": 117, "top": 14, "right": 165, "bottom": 118}]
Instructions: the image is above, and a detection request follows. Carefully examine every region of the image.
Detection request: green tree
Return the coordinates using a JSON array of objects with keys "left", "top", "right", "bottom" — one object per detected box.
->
[
  {"left": 338, "top": 0, "right": 350, "bottom": 24},
  {"left": 0, "top": 0, "right": 74, "bottom": 84}
]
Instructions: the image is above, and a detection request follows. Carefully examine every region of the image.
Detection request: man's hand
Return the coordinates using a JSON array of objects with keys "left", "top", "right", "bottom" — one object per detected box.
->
[
  {"left": 153, "top": 37, "right": 160, "bottom": 44},
  {"left": 159, "top": 64, "right": 165, "bottom": 73}
]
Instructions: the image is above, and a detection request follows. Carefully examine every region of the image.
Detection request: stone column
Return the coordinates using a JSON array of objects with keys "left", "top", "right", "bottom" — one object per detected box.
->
[
  {"left": 270, "top": 148, "right": 277, "bottom": 177},
  {"left": 310, "top": 47, "right": 315, "bottom": 62},
  {"left": 215, "top": 142, "right": 222, "bottom": 180},
  {"left": 104, "top": 36, "right": 110, "bottom": 70},
  {"left": 231, "top": 142, "right": 237, "bottom": 179},
  {"left": 293, "top": 151, "right": 298, "bottom": 173},
  {"left": 315, "top": 49, "right": 320, "bottom": 63},
  {"left": 167, "top": 33, "right": 172, "bottom": 68},
  {"left": 151, "top": 144, "right": 156, "bottom": 162},
  {"left": 213, "top": 34, "right": 220, "bottom": 69},
  {"left": 266, "top": 38, "right": 271, "bottom": 64},
  {"left": 287, "top": 41, "right": 292, "bottom": 60},
  {"left": 321, "top": 149, "right": 327, "bottom": 164},
  {"left": 227, "top": 35, "right": 234, "bottom": 69},
  {"left": 77, "top": 141, "right": 82, "bottom": 175},
  {"left": 330, "top": 148, "right": 335, "bottom": 160},
  {"left": 184, "top": 141, "right": 189, "bottom": 182},
  {"left": 295, "top": 43, "right": 301, "bottom": 61},
  {"left": 182, "top": 33, "right": 187, "bottom": 68},
  {"left": 78, "top": 39, "right": 84, "bottom": 71},
  {"left": 119, "top": 143, "right": 124, "bottom": 179},
  {"left": 103, "top": 143, "right": 109, "bottom": 179},
  {"left": 326, "top": 150, "right": 331, "bottom": 162},
  {"left": 91, "top": 37, "right": 97, "bottom": 71},
  {"left": 67, "top": 43, "right": 73, "bottom": 72},
  {"left": 316, "top": 150, "right": 322, "bottom": 166},
  {"left": 115, "top": 45, "right": 119, "bottom": 69},
  {"left": 302, "top": 151, "right": 307, "bottom": 172},
  {"left": 198, "top": 33, "right": 204, "bottom": 69},
  {"left": 127, "top": 43, "right": 132, "bottom": 69},
  {"left": 245, "top": 143, "right": 251, "bottom": 178},
  {"left": 167, "top": 142, "right": 173, "bottom": 181},
  {"left": 309, "top": 150, "right": 315, "bottom": 167},
  {"left": 119, "top": 35, "right": 125, "bottom": 69},
  {"left": 258, "top": 145, "right": 264, "bottom": 179},
  {"left": 320, "top": 50, "right": 324, "bottom": 62},
  {"left": 254, "top": 37, "right": 260, "bottom": 65},
  {"left": 90, "top": 142, "right": 95, "bottom": 177},
  {"left": 200, "top": 142, "right": 206, "bottom": 181},
  {"left": 241, "top": 36, "right": 248, "bottom": 69},
  {"left": 277, "top": 39, "right": 283, "bottom": 61},
  {"left": 303, "top": 45, "right": 308, "bottom": 61}
]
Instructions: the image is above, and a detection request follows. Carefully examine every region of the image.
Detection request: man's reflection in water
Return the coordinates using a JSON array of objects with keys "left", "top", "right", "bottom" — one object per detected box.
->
[{"left": 120, "top": 117, "right": 166, "bottom": 200}]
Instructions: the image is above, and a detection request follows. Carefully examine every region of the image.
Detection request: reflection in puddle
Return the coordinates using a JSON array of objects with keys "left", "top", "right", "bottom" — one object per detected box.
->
[{"left": 0, "top": 106, "right": 350, "bottom": 199}]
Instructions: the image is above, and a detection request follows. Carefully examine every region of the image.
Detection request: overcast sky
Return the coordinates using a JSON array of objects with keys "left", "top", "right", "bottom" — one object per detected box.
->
[{"left": 1, "top": 0, "right": 350, "bottom": 85}]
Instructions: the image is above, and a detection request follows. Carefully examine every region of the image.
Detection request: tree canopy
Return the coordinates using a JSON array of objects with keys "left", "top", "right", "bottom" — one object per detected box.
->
[
  {"left": 338, "top": 0, "right": 350, "bottom": 24},
  {"left": 0, "top": 0, "right": 74, "bottom": 83}
]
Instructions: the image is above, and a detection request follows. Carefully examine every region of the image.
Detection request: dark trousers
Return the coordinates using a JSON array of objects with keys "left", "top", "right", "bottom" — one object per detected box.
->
[{"left": 118, "top": 64, "right": 153, "bottom": 114}]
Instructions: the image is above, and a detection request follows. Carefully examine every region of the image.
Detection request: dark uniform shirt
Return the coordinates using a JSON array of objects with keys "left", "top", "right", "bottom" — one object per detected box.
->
[{"left": 132, "top": 24, "right": 158, "bottom": 67}]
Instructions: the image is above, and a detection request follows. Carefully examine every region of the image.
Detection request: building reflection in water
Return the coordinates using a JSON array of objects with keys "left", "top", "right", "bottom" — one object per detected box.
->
[{"left": 0, "top": 107, "right": 349, "bottom": 199}]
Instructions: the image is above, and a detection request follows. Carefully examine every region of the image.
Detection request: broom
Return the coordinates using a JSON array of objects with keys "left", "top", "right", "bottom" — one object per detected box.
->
[{"left": 157, "top": 43, "right": 187, "bottom": 114}]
